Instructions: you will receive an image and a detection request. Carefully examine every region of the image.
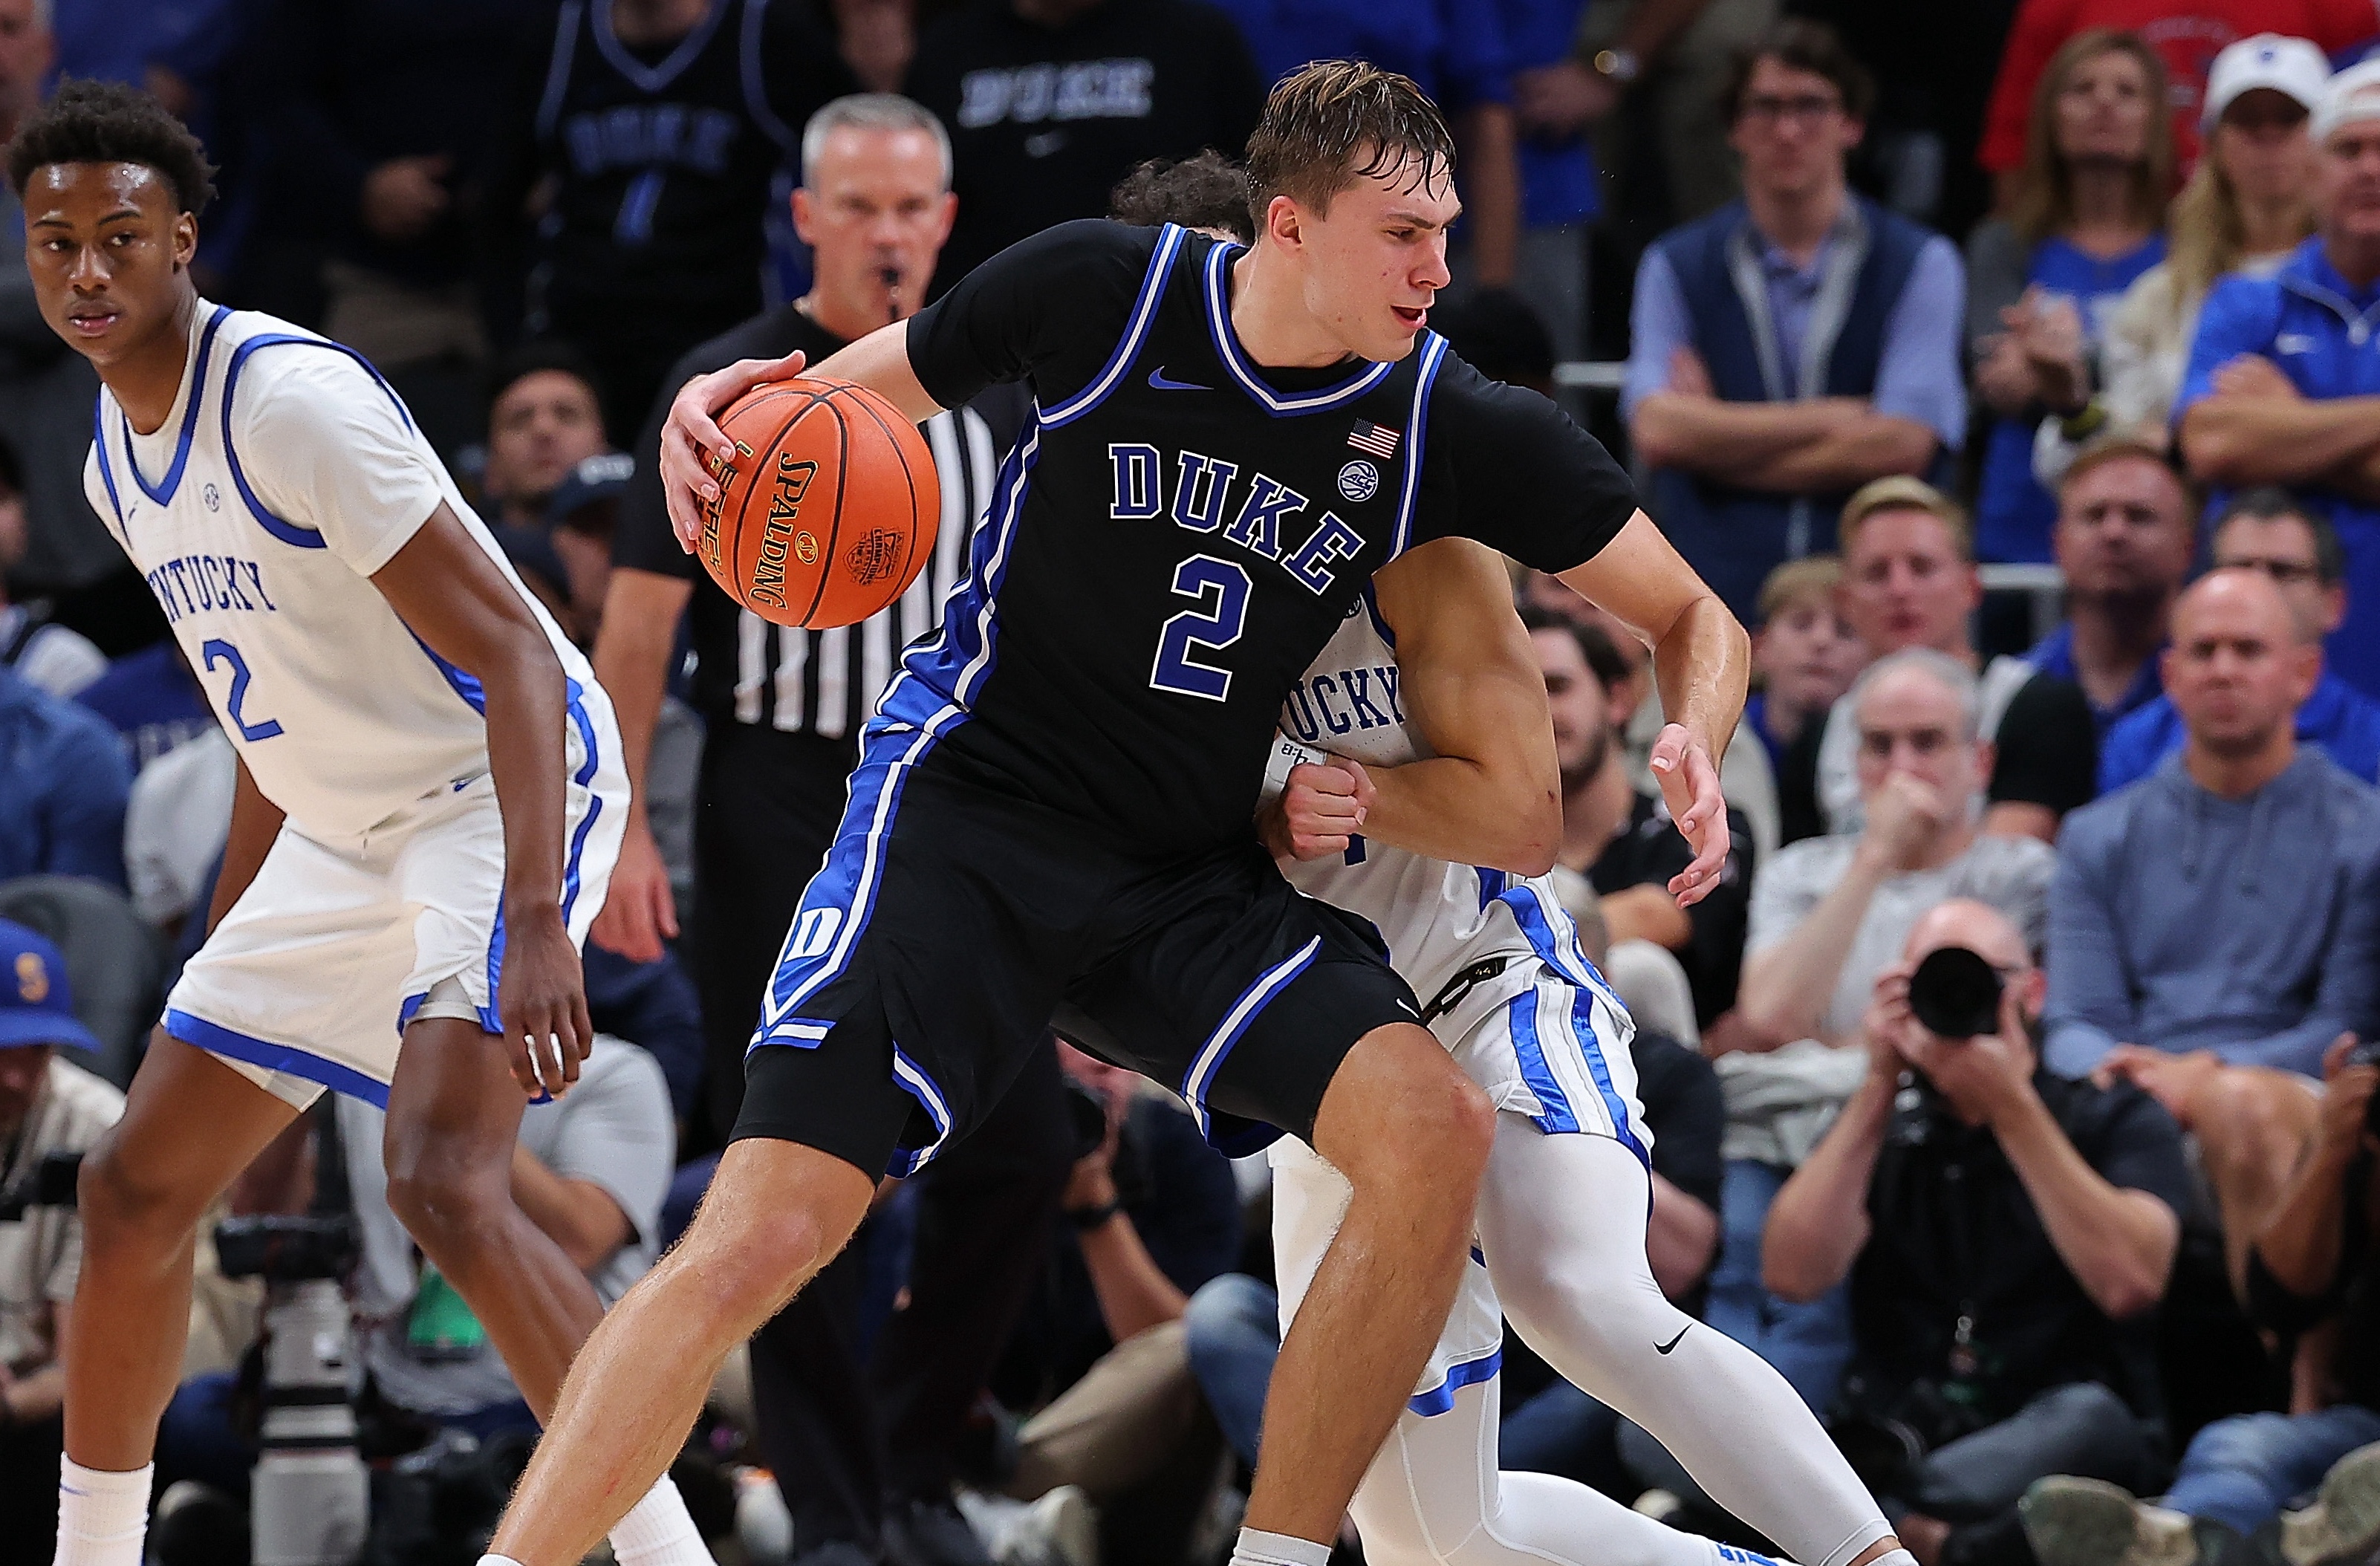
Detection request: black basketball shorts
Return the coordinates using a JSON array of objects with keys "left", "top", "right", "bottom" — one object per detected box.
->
[{"left": 729, "top": 718, "right": 1420, "bottom": 1177}]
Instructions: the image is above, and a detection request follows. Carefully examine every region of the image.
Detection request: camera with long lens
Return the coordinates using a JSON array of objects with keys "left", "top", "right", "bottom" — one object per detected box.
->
[
  {"left": 0, "top": 1148, "right": 80, "bottom": 1220},
  {"left": 1907, "top": 946, "right": 2005, "bottom": 1042}
]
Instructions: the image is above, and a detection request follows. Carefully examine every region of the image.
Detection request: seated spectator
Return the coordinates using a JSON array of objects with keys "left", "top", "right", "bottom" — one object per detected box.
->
[
  {"left": 0, "top": 920, "right": 128, "bottom": 1552},
  {"left": 2026, "top": 435, "right": 2195, "bottom": 733},
  {"left": 1529, "top": 608, "right": 1755, "bottom": 1029},
  {"left": 991, "top": 1042, "right": 1241, "bottom": 1566},
  {"left": 1746, "top": 556, "right": 1865, "bottom": 787},
  {"left": 74, "top": 638, "right": 212, "bottom": 774},
  {"left": 1764, "top": 898, "right": 2188, "bottom": 1566},
  {"left": 1626, "top": 19, "right": 1966, "bottom": 620},
  {"left": 1966, "top": 29, "right": 2171, "bottom": 567},
  {"left": 2178, "top": 58, "right": 2380, "bottom": 699},
  {"left": 1787, "top": 476, "right": 2098, "bottom": 845},
  {"left": 2032, "top": 35, "right": 2327, "bottom": 487},
  {"left": 907, "top": 0, "right": 1266, "bottom": 293},
  {"left": 0, "top": 661, "right": 129, "bottom": 888},
  {"left": 2100, "top": 490, "right": 2380, "bottom": 790},
  {"left": 121, "top": 726, "right": 232, "bottom": 935},
  {"left": 2045, "top": 568, "right": 2380, "bottom": 1286},
  {"left": 0, "top": 430, "right": 100, "bottom": 698},
  {"left": 2022, "top": 1033, "right": 2380, "bottom": 1566},
  {"left": 476, "top": 345, "right": 608, "bottom": 533},
  {"left": 1720, "top": 650, "right": 2058, "bottom": 1408}
]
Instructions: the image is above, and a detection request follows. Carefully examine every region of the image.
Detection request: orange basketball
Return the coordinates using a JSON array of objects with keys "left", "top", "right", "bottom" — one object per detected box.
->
[{"left": 694, "top": 377, "right": 939, "bottom": 630}]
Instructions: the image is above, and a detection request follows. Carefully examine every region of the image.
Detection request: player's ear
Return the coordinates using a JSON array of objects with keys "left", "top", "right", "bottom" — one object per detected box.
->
[
  {"left": 1265, "top": 193, "right": 1302, "bottom": 252},
  {"left": 172, "top": 210, "right": 198, "bottom": 270}
]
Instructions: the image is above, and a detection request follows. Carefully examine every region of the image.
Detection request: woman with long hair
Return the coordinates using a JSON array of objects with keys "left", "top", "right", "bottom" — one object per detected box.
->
[
  {"left": 2034, "top": 35, "right": 2327, "bottom": 487},
  {"left": 1966, "top": 28, "right": 2172, "bottom": 564}
]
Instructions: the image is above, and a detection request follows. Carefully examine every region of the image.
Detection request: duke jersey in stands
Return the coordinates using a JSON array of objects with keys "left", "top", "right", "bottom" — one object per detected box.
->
[
  {"left": 81, "top": 304, "right": 606, "bottom": 844},
  {"left": 899, "top": 221, "right": 1639, "bottom": 854},
  {"left": 1279, "top": 597, "right": 1615, "bottom": 1039}
]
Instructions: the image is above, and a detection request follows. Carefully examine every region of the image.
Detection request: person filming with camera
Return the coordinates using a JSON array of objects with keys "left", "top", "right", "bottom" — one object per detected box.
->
[
  {"left": 1764, "top": 899, "right": 2191, "bottom": 1566},
  {"left": 2020, "top": 1029, "right": 2380, "bottom": 1566}
]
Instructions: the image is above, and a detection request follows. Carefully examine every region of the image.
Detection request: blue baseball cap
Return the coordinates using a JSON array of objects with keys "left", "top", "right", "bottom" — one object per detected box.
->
[{"left": 0, "top": 920, "right": 100, "bottom": 1052}]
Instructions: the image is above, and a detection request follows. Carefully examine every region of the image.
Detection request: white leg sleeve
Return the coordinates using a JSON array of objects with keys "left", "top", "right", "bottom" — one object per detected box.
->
[{"left": 1475, "top": 1123, "right": 1893, "bottom": 1566}]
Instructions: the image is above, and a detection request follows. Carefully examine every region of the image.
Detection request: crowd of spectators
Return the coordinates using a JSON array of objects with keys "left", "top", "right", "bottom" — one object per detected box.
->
[{"left": 7, "top": 1, "right": 2380, "bottom": 1565}]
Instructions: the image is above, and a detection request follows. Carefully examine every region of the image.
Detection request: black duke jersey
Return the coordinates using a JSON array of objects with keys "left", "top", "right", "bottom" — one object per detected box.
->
[{"left": 896, "top": 220, "right": 1639, "bottom": 854}]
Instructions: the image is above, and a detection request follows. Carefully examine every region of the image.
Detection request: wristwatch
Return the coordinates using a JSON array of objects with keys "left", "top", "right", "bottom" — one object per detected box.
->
[{"left": 1593, "top": 48, "right": 1642, "bottom": 84}]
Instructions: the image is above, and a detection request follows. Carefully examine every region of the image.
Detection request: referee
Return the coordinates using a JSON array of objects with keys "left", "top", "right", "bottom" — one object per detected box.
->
[{"left": 592, "top": 96, "right": 1067, "bottom": 1566}]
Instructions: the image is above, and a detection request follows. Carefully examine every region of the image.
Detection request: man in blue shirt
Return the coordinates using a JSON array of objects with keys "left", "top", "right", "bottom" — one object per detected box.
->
[
  {"left": 1625, "top": 19, "right": 1966, "bottom": 620},
  {"left": 0, "top": 661, "right": 129, "bottom": 889},
  {"left": 2179, "top": 58, "right": 2380, "bottom": 700},
  {"left": 2024, "top": 436, "right": 2194, "bottom": 735},
  {"left": 2101, "top": 490, "right": 2380, "bottom": 790}
]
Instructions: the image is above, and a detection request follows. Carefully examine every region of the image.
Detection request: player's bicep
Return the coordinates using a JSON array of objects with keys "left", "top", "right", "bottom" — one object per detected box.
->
[
  {"left": 370, "top": 503, "right": 555, "bottom": 679},
  {"left": 1373, "top": 539, "right": 1555, "bottom": 782},
  {"left": 815, "top": 319, "right": 946, "bottom": 423}
]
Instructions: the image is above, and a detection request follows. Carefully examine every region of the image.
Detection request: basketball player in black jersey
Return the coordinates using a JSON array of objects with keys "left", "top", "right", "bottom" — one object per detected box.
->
[{"left": 479, "top": 64, "right": 1747, "bottom": 1566}]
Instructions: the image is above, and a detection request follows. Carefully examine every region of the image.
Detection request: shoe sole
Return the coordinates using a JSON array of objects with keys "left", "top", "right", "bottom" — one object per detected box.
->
[{"left": 2023, "top": 1478, "right": 2152, "bottom": 1566}]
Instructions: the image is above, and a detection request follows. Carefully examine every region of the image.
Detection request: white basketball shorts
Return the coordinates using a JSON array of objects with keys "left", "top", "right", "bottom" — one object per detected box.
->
[{"left": 164, "top": 701, "right": 628, "bottom": 1111}]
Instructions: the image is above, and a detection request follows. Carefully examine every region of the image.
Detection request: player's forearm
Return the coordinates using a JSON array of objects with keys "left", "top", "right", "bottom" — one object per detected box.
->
[
  {"left": 1453, "top": 105, "right": 1521, "bottom": 288},
  {"left": 2181, "top": 395, "right": 2380, "bottom": 486},
  {"left": 481, "top": 631, "right": 573, "bottom": 912},
  {"left": 1763, "top": 1075, "right": 1891, "bottom": 1299},
  {"left": 207, "top": 759, "right": 287, "bottom": 936},
  {"left": 1362, "top": 756, "right": 1559, "bottom": 875},
  {"left": 1077, "top": 1214, "right": 1190, "bottom": 1341},
  {"left": 1645, "top": 1174, "right": 1718, "bottom": 1299},
  {"left": 809, "top": 319, "right": 947, "bottom": 424},
  {"left": 1647, "top": 590, "right": 1748, "bottom": 770},
  {"left": 1732, "top": 415, "right": 1937, "bottom": 493},
  {"left": 1995, "top": 1090, "right": 2175, "bottom": 1319},
  {"left": 1628, "top": 394, "right": 1862, "bottom": 472}
]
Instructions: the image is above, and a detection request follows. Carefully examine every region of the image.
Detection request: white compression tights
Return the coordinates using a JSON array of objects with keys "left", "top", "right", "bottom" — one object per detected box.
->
[{"left": 1283, "top": 1120, "right": 1892, "bottom": 1566}]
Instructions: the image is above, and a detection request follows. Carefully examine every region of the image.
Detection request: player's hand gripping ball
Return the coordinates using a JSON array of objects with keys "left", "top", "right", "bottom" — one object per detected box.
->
[{"left": 694, "top": 377, "right": 940, "bottom": 628}]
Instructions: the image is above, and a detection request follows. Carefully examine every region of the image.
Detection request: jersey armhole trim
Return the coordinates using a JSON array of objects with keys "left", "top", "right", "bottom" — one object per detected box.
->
[
  {"left": 1388, "top": 332, "right": 1449, "bottom": 558},
  {"left": 219, "top": 332, "right": 419, "bottom": 553},
  {"left": 1039, "top": 224, "right": 1189, "bottom": 429},
  {"left": 91, "top": 393, "right": 126, "bottom": 530},
  {"left": 1201, "top": 241, "right": 1394, "bottom": 416},
  {"left": 120, "top": 305, "right": 231, "bottom": 507}
]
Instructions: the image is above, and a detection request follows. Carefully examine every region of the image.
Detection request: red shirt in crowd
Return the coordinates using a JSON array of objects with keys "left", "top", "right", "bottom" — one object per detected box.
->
[{"left": 1979, "top": 0, "right": 2380, "bottom": 174}]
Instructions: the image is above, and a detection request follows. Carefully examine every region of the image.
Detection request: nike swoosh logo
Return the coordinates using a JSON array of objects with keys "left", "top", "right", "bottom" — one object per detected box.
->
[
  {"left": 1148, "top": 367, "right": 1209, "bottom": 392},
  {"left": 1655, "top": 1325, "right": 1690, "bottom": 1355}
]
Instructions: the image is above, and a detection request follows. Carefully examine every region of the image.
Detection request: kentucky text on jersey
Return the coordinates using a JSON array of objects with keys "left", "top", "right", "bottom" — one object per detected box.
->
[
  {"left": 144, "top": 553, "right": 277, "bottom": 621},
  {"left": 1108, "top": 443, "right": 1367, "bottom": 594},
  {"left": 1283, "top": 658, "right": 1405, "bottom": 742}
]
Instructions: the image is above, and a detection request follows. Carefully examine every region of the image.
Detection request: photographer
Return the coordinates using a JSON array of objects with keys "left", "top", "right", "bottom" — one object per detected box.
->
[
  {"left": 989, "top": 1042, "right": 1242, "bottom": 1566},
  {"left": 1764, "top": 900, "right": 2188, "bottom": 1566},
  {"left": 2022, "top": 1035, "right": 2380, "bottom": 1566},
  {"left": 0, "top": 922, "right": 126, "bottom": 1549}
]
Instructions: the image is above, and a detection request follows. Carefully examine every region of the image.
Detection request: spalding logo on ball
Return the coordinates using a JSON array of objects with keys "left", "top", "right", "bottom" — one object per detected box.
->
[{"left": 697, "top": 377, "right": 940, "bottom": 630}]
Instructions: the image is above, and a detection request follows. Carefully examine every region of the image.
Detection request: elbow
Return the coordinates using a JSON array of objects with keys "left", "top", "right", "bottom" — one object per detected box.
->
[
  {"left": 2178, "top": 409, "right": 2246, "bottom": 484},
  {"left": 1629, "top": 406, "right": 1688, "bottom": 470},
  {"left": 2093, "top": 1269, "right": 2167, "bottom": 1322},
  {"left": 1761, "top": 1238, "right": 1833, "bottom": 1303},
  {"left": 1498, "top": 790, "right": 1562, "bottom": 878}
]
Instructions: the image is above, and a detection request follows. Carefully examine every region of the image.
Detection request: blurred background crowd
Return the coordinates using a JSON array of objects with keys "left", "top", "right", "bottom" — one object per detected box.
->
[{"left": 8, "top": 1, "right": 2380, "bottom": 1565}]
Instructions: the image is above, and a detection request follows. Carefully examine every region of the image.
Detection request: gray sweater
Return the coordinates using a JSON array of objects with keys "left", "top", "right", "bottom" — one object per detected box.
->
[{"left": 2044, "top": 749, "right": 2380, "bottom": 1077}]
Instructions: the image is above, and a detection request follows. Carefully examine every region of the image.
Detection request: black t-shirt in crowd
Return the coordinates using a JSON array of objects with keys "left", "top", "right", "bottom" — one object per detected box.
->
[
  {"left": 1587, "top": 791, "right": 1755, "bottom": 1025},
  {"left": 905, "top": 0, "right": 1268, "bottom": 293},
  {"left": 899, "top": 219, "right": 1639, "bottom": 854},
  {"left": 612, "top": 304, "right": 1021, "bottom": 744},
  {"left": 1849, "top": 1072, "right": 2191, "bottom": 1427},
  {"left": 2247, "top": 1151, "right": 2380, "bottom": 1414}
]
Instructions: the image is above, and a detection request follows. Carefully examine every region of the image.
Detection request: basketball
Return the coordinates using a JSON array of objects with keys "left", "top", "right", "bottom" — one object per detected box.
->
[{"left": 694, "top": 377, "right": 940, "bottom": 630}]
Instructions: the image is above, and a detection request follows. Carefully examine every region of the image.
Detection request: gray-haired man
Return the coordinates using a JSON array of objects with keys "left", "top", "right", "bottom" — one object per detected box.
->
[{"left": 590, "top": 95, "right": 1061, "bottom": 1566}]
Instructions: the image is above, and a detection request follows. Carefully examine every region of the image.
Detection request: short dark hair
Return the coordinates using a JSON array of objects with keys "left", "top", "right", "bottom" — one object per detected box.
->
[
  {"left": 1519, "top": 602, "right": 1630, "bottom": 692},
  {"left": 487, "top": 339, "right": 605, "bottom": 413},
  {"left": 1245, "top": 60, "right": 1457, "bottom": 233},
  {"left": 1109, "top": 152, "right": 1254, "bottom": 241},
  {"left": 6, "top": 78, "right": 217, "bottom": 216},
  {"left": 1723, "top": 19, "right": 1876, "bottom": 126},
  {"left": 2213, "top": 487, "right": 2347, "bottom": 584}
]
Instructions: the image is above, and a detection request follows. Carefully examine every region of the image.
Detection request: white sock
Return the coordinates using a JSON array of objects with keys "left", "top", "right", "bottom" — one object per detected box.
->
[
  {"left": 1231, "top": 1527, "right": 1334, "bottom": 1566},
  {"left": 54, "top": 1459, "right": 153, "bottom": 1566},
  {"left": 477, "top": 1557, "right": 527, "bottom": 1566},
  {"left": 610, "top": 1475, "right": 714, "bottom": 1566},
  {"left": 1865, "top": 1553, "right": 1919, "bottom": 1566}
]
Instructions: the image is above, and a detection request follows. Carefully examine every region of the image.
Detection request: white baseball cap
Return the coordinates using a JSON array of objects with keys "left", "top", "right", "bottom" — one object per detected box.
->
[
  {"left": 2314, "top": 55, "right": 2380, "bottom": 141},
  {"left": 2205, "top": 35, "right": 2331, "bottom": 129}
]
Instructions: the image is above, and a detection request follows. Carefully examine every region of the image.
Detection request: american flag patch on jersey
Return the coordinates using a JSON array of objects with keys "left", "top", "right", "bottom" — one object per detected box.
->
[{"left": 1347, "top": 420, "right": 1399, "bottom": 459}]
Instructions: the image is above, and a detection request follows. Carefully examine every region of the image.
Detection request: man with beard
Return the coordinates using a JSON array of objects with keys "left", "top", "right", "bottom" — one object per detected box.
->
[{"left": 2026, "top": 438, "right": 2195, "bottom": 737}]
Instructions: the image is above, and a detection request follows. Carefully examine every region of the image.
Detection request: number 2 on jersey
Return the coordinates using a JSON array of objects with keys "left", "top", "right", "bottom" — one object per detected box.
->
[
  {"left": 202, "top": 639, "right": 284, "bottom": 741},
  {"left": 1150, "top": 555, "right": 1249, "bottom": 701}
]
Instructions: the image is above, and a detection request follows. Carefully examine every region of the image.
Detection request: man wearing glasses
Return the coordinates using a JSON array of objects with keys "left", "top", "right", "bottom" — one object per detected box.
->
[
  {"left": 1624, "top": 17, "right": 1968, "bottom": 620},
  {"left": 2098, "top": 490, "right": 2380, "bottom": 790}
]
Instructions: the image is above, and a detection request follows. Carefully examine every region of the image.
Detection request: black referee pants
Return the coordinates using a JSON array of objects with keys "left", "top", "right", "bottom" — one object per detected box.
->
[{"left": 692, "top": 722, "right": 1076, "bottom": 1549}]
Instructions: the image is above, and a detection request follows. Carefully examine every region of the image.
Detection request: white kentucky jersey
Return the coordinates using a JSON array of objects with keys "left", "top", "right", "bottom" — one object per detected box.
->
[
  {"left": 82, "top": 303, "right": 606, "bottom": 844},
  {"left": 1278, "top": 593, "right": 1602, "bottom": 1021}
]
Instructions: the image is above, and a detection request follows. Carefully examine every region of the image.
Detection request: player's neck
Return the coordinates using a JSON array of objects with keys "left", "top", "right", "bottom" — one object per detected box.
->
[
  {"left": 1229, "top": 247, "right": 1361, "bottom": 369},
  {"left": 105, "top": 287, "right": 203, "bottom": 437}
]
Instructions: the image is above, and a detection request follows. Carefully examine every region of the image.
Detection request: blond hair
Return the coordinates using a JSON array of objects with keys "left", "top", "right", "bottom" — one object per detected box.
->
[
  {"left": 1756, "top": 556, "right": 1844, "bottom": 623},
  {"left": 1838, "top": 475, "right": 1974, "bottom": 562}
]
